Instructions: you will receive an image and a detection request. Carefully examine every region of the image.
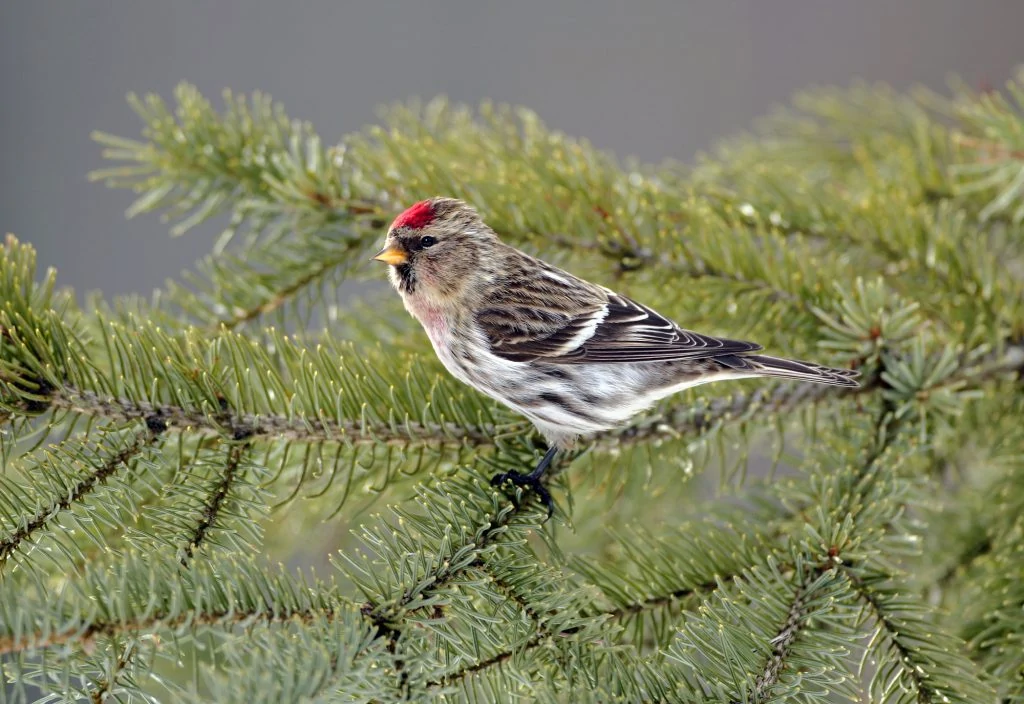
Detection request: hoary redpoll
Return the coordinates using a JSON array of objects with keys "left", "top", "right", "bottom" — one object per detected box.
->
[{"left": 374, "top": 197, "right": 859, "bottom": 513}]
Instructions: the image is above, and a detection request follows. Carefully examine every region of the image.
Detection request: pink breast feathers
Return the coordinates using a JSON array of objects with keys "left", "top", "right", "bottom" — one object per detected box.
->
[{"left": 408, "top": 298, "right": 449, "bottom": 344}]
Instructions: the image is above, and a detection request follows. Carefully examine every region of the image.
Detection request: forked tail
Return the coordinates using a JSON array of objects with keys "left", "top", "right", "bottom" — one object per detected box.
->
[
  {"left": 716, "top": 354, "right": 860, "bottom": 387},
  {"left": 745, "top": 354, "right": 860, "bottom": 387}
]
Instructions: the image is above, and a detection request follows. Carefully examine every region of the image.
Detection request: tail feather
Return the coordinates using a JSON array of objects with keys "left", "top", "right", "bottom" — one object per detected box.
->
[{"left": 717, "top": 354, "right": 860, "bottom": 388}]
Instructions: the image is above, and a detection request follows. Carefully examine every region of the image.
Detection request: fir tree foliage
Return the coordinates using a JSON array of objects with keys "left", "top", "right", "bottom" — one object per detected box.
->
[{"left": 2, "top": 69, "right": 1024, "bottom": 701}]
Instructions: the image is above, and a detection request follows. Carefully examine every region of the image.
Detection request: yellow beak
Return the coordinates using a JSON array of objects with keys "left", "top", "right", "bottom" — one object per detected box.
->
[{"left": 372, "top": 245, "right": 408, "bottom": 266}]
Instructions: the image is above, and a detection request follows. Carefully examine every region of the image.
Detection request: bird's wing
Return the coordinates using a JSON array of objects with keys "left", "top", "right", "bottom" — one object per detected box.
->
[
  {"left": 475, "top": 261, "right": 761, "bottom": 364},
  {"left": 550, "top": 292, "right": 763, "bottom": 363}
]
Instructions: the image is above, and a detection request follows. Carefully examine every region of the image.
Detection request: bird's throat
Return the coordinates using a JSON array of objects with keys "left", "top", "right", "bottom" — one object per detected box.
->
[{"left": 395, "top": 263, "right": 416, "bottom": 294}]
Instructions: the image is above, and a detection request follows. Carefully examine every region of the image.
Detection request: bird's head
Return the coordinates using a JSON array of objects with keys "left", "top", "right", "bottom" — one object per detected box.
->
[{"left": 373, "top": 197, "right": 499, "bottom": 304}]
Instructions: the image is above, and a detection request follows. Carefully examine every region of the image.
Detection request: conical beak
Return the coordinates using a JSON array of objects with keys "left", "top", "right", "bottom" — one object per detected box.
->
[{"left": 371, "top": 245, "right": 408, "bottom": 266}]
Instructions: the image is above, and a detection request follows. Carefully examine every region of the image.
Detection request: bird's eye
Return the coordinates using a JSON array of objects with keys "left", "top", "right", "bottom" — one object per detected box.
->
[{"left": 419, "top": 236, "right": 437, "bottom": 248}]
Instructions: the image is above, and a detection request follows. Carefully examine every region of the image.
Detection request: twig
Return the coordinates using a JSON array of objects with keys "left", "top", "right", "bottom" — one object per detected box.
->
[
  {"left": 603, "top": 582, "right": 718, "bottom": 620},
  {"left": 0, "top": 604, "right": 337, "bottom": 657},
  {"left": 752, "top": 580, "right": 812, "bottom": 700},
  {"left": 204, "top": 240, "right": 363, "bottom": 334},
  {"left": 45, "top": 386, "right": 498, "bottom": 448},
  {"left": 353, "top": 492, "right": 547, "bottom": 699},
  {"left": 426, "top": 632, "right": 546, "bottom": 690},
  {"left": 843, "top": 568, "right": 935, "bottom": 703},
  {"left": 0, "top": 428, "right": 160, "bottom": 570},
  {"left": 88, "top": 641, "right": 135, "bottom": 704},
  {"left": 179, "top": 442, "right": 250, "bottom": 566}
]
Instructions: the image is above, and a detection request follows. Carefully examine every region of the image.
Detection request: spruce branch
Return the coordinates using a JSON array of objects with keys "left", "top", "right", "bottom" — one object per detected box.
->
[
  {"left": 843, "top": 565, "right": 995, "bottom": 704},
  {"left": 572, "top": 516, "right": 772, "bottom": 651},
  {"left": 936, "top": 402, "right": 1024, "bottom": 695},
  {"left": 795, "top": 405, "right": 997, "bottom": 703},
  {"left": 336, "top": 468, "right": 641, "bottom": 699},
  {"left": 179, "top": 441, "right": 250, "bottom": 566},
  {"left": 201, "top": 244, "right": 357, "bottom": 332},
  {"left": 0, "top": 424, "right": 160, "bottom": 573},
  {"left": 0, "top": 554, "right": 352, "bottom": 658},
  {"left": 604, "top": 582, "right": 718, "bottom": 622},
  {"left": 608, "top": 339, "right": 1023, "bottom": 450},
  {"left": 421, "top": 566, "right": 587, "bottom": 694},
  {"left": 950, "top": 67, "right": 1024, "bottom": 223},
  {"left": 164, "top": 218, "right": 383, "bottom": 333},
  {"left": 0, "top": 605, "right": 302, "bottom": 658},
  {"left": 424, "top": 632, "right": 547, "bottom": 690},
  {"left": 668, "top": 556, "right": 859, "bottom": 703},
  {"left": 420, "top": 559, "right": 604, "bottom": 693},
  {"left": 751, "top": 571, "right": 816, "bottom": 701},
  {"left": 43, "top": 385, "right": 499, "bottom": 449},
  {"left": 355, "top": 480, "right": 546, "bottom": 641},
  {"left": 91, "top": 84, "right": 386, "bottom": 331},
  {"left": 86, "top": 640, "right": 136, "bottom": 704},
  {"left": 202, "top": 613, "right": 392, "bottom": 704},
  {"left": 847, "top": 569, "right": 934, "bottom": 703}
]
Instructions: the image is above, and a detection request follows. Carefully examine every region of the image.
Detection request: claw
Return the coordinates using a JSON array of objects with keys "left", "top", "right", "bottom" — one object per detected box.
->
[{"left": 490, "top": 470, "right": 554, "bottom": 519}]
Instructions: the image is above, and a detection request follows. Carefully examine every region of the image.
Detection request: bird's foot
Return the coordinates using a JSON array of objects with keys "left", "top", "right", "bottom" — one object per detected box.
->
[{"left": 490, "top": 470, "right": 554, "bottom": 519}]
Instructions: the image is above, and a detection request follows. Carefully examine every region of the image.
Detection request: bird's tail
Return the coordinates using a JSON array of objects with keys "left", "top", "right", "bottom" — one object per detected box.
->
[{"left": 718, "top": 354, "right": 860, "bottom": 388}]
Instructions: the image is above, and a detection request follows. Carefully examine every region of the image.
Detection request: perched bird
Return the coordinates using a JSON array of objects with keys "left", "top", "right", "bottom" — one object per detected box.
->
[{"left": 374, "top": 197, "right": 859, "bottom": 513}]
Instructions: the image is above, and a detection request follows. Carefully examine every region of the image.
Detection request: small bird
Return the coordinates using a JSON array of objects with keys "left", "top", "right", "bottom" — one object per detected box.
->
[{"left": 374, "top": 197, "right": 859, "bottom": 513}]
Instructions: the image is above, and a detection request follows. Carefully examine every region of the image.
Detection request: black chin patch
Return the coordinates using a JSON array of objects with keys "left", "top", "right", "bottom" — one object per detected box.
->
[{"left": 396, "top": 263, "right": 416, "bottom": 294}]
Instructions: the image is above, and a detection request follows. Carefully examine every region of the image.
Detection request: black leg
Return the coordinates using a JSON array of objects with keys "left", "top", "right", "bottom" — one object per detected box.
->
[
  {"left": 490, "top": 446, "right": 559, "bottom": 518},
  {"left": 527, "top": 445, "right": 558, "bottom": 480}
]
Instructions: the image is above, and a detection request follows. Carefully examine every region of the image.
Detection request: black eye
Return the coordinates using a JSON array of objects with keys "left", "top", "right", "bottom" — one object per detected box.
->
[{"left": 419, "top": 236, "right": 437, "bottom": 248}]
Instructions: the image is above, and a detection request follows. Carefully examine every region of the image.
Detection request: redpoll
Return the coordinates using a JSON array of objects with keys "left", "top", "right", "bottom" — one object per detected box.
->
[{"left": 374, "top": 197, "right": 859, "bottom": 514}]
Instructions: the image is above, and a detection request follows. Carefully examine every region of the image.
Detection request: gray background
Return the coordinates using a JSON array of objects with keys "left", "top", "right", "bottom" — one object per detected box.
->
[{"left": 2, "top": 1, "right": 1022, "bottom": 298}]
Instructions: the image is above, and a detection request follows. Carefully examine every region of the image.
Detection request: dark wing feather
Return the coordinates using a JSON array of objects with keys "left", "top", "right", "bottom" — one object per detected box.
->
[
  {"left": 547, "top": 293, "right": 762, "bottom": 364},
  {"left": 475, "top": 255, "right": 761, "bottom": 364},
  {"left": 476, "top": 303, "right": 601, "bottom": 361}
]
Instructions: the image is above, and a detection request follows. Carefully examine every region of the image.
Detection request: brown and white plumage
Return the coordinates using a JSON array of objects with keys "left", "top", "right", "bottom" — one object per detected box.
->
[{"left": 374, "top": 197, "right": 858, "bottom": 456}]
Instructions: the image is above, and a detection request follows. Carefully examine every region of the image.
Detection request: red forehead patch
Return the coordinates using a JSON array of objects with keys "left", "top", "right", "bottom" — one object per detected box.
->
[{"left": 391, "top": 200, "right": 435, "bottom": 230}]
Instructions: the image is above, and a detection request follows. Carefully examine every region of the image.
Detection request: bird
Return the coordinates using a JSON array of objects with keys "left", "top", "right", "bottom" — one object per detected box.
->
[{"left": 373, "top": 197, "right": 859, "bottom": 514}]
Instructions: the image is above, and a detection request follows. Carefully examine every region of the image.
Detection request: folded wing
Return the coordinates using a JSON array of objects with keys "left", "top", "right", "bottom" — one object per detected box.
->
[{"left": 476, "top": 263, "right": 761, "bottom": 364}]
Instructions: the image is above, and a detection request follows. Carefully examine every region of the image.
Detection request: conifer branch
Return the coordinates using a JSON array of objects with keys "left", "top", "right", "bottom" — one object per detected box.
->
[
  {"left": 0, "top": 604, "right": 333, "bottom": 657},
  {"left": 210, "top": 251, "right": 355, "bottom": 332},
  {"left": 844, "top": 569, "right": 935, "bottom": 702},
  {"left": 608, "top": 341, "right": 1023, "bottom": 448},
  {"left": 752, "top": 577, "right": 814, "bottom": 700},
  {"left": 341, "top": 472, "right": 588, "bottom": 698},
  {"left": 44, "top": 386, "right": 496, "bottom": 448},
  {"left": 603, "top": 582, "right": 717, "bottom": 621},
  {"left": 422, "top": 566, "right": 573, "bottom": 692},
  {"left": 479, "top": 564, "right": 543, "bottom": 620},
  {"left": 935, "top": 535, "right": 993, "bottom": 590},
  {"left": 953, "top": 134, "right": 1024, "bottom": 162},
  {"left": 0, "top": 426, "right": 159, "bottom": 571},
  {"left": 425, "top": 632, "right": 547, "bottom": 691},
  {"left": 359, "top": 496, "right": 543, "bottom": 641},
  {"left": 610, "top": 381, "right": 840, "bottom": 447},
  {"left": 87, "top": 641, "right": 135, "bottom": 704},
  {"left": 90, "top": 85, "right": 847, "bottom": 339},
  {"left": 180, "top": 441, "right": 250, "bottom": 566}
]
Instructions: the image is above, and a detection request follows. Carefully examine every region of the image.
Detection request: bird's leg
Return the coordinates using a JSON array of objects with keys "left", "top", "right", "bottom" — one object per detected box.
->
[{"left": 490, "top": 445, "right": 558, "bottom": 518}]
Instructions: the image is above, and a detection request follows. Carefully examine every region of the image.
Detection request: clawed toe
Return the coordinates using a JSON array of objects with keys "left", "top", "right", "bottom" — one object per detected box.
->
[{"left": 490, "top": 470, "right": 554, "bottom": 518}]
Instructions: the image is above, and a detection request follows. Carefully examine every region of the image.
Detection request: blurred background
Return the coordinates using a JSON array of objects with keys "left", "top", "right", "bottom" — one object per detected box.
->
[{"left": 2, "top": 1, "right": 1022, "bottom": 299}]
